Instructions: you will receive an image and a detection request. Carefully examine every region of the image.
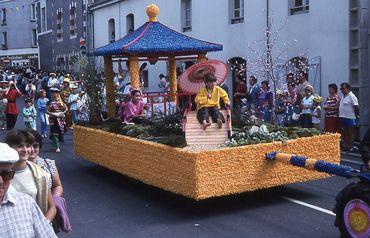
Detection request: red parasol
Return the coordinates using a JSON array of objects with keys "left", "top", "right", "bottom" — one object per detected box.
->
[{"left": 178, "top": 60, "right": 228, "bottom": 94}]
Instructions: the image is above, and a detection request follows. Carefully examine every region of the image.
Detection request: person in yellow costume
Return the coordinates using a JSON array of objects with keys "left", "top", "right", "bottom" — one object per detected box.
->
[{"left": 195, "top": 73, "right": 230, "bottom": 130}]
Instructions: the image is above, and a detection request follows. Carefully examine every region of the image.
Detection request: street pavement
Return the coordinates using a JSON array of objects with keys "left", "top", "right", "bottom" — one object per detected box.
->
[{"left": 1, "top": 99, "right": 364, "bottom": 238}]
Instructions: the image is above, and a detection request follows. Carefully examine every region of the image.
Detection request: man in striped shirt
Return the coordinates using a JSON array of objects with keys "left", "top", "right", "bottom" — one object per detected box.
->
[{"left": 0, "top": 143, "right": 57, "bottom": 238}]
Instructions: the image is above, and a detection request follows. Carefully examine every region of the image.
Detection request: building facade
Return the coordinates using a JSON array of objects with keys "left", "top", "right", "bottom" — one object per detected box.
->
[
  {"left": 0, "top": 0, "right": 38, "bottom": 68},
  {"left": 89, "top": 0, "right": 369, "bottom": 136},
  {"left": 36, "top": 0, "right": 89, "bottom": 72}
]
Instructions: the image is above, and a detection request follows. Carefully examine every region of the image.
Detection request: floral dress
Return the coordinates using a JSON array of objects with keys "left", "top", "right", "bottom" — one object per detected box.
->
[{"left": 48, "top": 100, "right": 67, "bottom": 136}]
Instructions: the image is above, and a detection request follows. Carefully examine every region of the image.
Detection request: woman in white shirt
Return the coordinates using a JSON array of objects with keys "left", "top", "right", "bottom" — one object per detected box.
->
[
  {"left": 67, "top": 85, "right": 80, "bottom": 125},
  {"left": 300, "top": 85, "right": 314, "bottom": 128},
  {"left": 5, "top": 129, "right": 56, "bottom": 223}
]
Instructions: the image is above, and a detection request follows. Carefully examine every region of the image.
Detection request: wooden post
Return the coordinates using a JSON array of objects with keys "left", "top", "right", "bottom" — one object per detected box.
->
[
  {"left": 168, "top": 56, "right": 177, "bottom": 102},
  {"left": 104, "top": 55, "right": 116, "bottom": 118},
  {"left": 198, "top": 53, "right": 207, "bottom": 62},
  {"left": 129, "top": 56, "right": 140, "bottom": 89}
]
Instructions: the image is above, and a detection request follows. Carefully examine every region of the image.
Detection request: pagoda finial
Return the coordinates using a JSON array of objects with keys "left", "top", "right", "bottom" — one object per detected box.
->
[{"left": 146, "top": 3, "right": 159, "bottom": 22}]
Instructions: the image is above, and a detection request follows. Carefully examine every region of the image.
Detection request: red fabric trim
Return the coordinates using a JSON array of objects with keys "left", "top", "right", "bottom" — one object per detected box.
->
[{"left": 122, "top": 22, "right": 152, "bottom": 53}]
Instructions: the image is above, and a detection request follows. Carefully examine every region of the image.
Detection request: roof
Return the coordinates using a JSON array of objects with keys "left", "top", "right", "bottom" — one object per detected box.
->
[{"left": 93, "top": 21, "right": 223, "bottom": 57}]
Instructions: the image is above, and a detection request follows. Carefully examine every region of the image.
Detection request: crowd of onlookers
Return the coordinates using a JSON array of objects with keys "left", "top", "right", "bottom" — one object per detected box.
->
[
  {"left": 0, "top": 68, "right": 74, "bottom": 236},
  {"left": 233, "top": 71, "right": 360, "bottom": 152},
  {"left": 0, "top": 68, "right": 89, "bottom": 153},
  {"left": 1, "top": 66, "right": 363, "bottom": 152}
]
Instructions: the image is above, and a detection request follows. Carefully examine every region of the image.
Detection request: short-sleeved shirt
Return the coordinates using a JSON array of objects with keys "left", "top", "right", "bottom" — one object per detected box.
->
[
  {"left": 36, "top": 157, "right": 57, "bottom": 188},
  {"left": 68, "top": 93, "right": 80, "bottom": 111},
  {"left": 339, "top": 91, "right": 359, "bottom": 119},
  {"left": 301, "top": 95, "right": 314, "bottom": 114},
  {"left": 324, "top": 94, "right": 340, "bottom": 118},
  {"left": 0, "top": 186, "right": 57, "bottom": 238},
  {"left": 37, "top": 97, "right": 49, "bottom": 113},
  {"left": 11, "top": 166, "right": 38, "bottom": 200},
  {"left": 5, "top": 89, "right": 22, "bottom": 115}
]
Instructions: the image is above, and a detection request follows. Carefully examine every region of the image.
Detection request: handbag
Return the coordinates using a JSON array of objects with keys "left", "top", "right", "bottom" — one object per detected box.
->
[{"left": 43, "top": 158, "right": 72, "bottom": 234}]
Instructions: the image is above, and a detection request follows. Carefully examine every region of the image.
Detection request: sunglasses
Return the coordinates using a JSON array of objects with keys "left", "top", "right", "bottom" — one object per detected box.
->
[{"left": 0, "top": 170, "right": 15, "bottom": 181}]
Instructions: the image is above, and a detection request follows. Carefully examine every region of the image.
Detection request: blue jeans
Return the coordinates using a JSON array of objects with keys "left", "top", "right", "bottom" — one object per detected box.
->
[
  {"left": 39, "top": 112, "right": 48, "bottom": 135},
  {"left": 71, "top": 110, "right": 78, "bottom": 124}
]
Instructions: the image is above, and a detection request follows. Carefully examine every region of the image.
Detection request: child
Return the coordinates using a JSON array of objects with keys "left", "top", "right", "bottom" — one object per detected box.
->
[
  {"left": 312, "top": 95, "right": 323, "bottom": 130},
  {"left": 195, "top": 73, "right": 230, "bottom": 130},
  {"left": 23, "top": 97, "right": 37, "bottom": 130},
  {"left": 37, "top": 89, "right": 49, "bottom": 137}
]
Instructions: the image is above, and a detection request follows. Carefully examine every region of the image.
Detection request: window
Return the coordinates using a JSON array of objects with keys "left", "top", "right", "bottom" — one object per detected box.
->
[
  {"left": 70, "top": 3, "right": 77, "bottom": 39},
  {"left": 56, "top": 9, "right": 63, "bottom": 41},
  {"left": 230, "top": 0, "right": 244, "bottom": 24},
  {"left": 289, "top": 0, "right": 309, "bottom": 15},
  {"left": 2, "top": 32, "right": 7, "bottom": 49},
  {"left": 108, "top": 18, "right": 115, "bottom": 43},
  {"left": 181, "top": 0, "right": 191, "bottom": 32},
  {"left": 41, "top": 7, "right": 46, "bottom": 32},
  {"left": 126, "top": 14, "right": 134, "bottom": 35},
  {"left": 30, "top": 4, "right": 36, "bottom": 21},
  {"left": 1, "top": 8, "right": 6, "bottom": 25},
  {"left": 142, "top": 70, "right": 149, "bottom": 88},
  {"left": 31, "top": 29, "right": 37, "bottom": 47}
]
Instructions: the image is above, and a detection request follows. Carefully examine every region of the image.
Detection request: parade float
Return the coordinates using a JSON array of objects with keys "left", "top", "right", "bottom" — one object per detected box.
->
[{"left": 74, "top": 4, "right": 341, "bottom": 200}]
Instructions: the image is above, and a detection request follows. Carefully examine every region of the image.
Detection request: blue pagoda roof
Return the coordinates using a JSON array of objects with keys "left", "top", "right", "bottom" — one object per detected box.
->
[{"left": 93, "top": 21, "right": 223, "bottom": 56}]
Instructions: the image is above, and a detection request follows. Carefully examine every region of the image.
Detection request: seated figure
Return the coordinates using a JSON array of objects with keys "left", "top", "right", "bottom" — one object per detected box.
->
[
  {"left": 195, "top": 73, "right": 230, "bottom": 130},
  {"left": 123, "top": 89, "right": 147, "bottom": 124}
]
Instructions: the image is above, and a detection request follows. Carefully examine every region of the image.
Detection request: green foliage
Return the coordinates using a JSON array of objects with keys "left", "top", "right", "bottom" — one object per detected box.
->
[
  {"left": 147, "top": 134, "right": 186, "bottom": 147},
  {"left": 148, "top": 112, "right": 183, "bottom": 136},
  {"left": 121, "top": 124, "right": 151, "bottom": 139},
  {"left": 83, "top": 112, "right": 184, "bottom": 147},
  {"left": 78, "top": 55, "right": 104, "bottom": 125},
  {"left": 227, "top": 125, "right": 321, "bottom": 147}
]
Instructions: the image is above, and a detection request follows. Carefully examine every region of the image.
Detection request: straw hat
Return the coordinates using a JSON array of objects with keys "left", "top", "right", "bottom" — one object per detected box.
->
[
  {"left": 70, "top": 83, "right": 78, "bottom": 89},
  {"left": 50, "top": 87, "right": 61, "bottom": 92},
  {"left": 305, "top": 85, "right": 314, "bottom": 93}
]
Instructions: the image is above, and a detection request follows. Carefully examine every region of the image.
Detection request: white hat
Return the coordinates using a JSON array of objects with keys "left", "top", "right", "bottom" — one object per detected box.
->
[
  {"left": 0, "top": 143, "right": 19, "bottom": 164},
  {"left": 70, "top": 83, "right": 78, "bottom": 89}
]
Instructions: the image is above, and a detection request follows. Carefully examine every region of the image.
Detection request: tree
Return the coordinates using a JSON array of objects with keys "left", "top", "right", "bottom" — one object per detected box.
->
[
  {"left": 244, "top": 15, "right": 309, "bottom": 123},
  {"left": 78, "top": 54, "right": 104, "bottom": 124}
]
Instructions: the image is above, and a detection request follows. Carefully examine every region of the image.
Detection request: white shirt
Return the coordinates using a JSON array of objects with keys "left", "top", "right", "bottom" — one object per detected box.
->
[
  {"left": 301, "top": 95, "right": 314, "bottom": 114},
  {"left": 47, "top": 77, "right": 58, "bottom": 88},
  {"left": 312, "top": 105, "right": 321, "bottom": 124},
  {"left": 0, "top": 186, "right": 57, "bottom": 238},
  {"left": 339, "top": 91, "right": 359, "bottom": 119},
  {"left": 68, "top": 93, "right": 80, "bottom": 111},
  {"left": 11, "top": 167, "right": 38, "bottom": 201}
]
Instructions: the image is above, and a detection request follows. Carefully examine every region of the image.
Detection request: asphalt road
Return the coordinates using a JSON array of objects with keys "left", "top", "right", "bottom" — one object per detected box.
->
[{"left": 1, "top": 99, "right": 364, "bottom": 238}]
